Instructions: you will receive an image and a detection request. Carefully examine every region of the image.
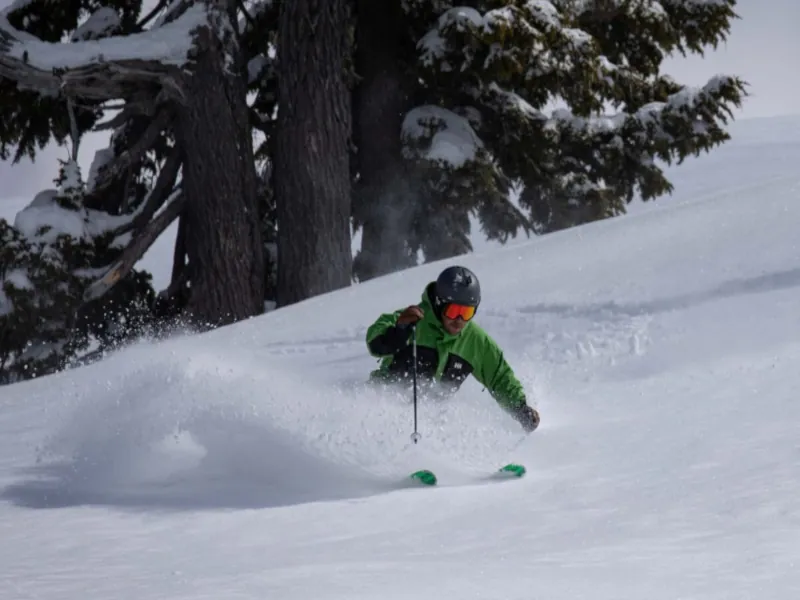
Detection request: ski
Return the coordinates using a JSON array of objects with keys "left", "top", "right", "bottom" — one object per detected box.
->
[
  {"left": 409, "top": 469, "right": 437, "bottom": 486},
  {"left": 496, "top": 463, "right": 526, "bottom": 478},
  {"left": 407, "top": 463, "right": 525, "bottom": 487}
]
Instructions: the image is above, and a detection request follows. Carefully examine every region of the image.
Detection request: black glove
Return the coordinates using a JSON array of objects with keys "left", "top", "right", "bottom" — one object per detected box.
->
[{"left": 515, "top": 405, "right": 540, "bottom": 433}]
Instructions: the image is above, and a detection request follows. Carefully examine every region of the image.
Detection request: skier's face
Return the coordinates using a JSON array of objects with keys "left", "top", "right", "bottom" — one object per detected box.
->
[{"left": 442, "top": 314, "right": 467, "bottom": 335}]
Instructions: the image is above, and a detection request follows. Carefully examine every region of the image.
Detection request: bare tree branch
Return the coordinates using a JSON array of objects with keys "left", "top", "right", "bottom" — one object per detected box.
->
[
  {"left": 238, "top": 0, "right": 255, "bottom": 25},
  {"left": 0, "top": 57, "right": 187, "bottom": 102},
  {"left": 66, "top": 95, "right": 80, "bottom": 161},
  {"left": 152, "top": 0, "right": 197, "bottom": 28},
  {"left": 138, "top": 0, "right": 169, "bottom": 29},
  {"left": 91, "top": 107, "right": 173, "bottom": 194},
  {"left": 83, "top": 190, "right": 186, "bottom": 302},
  {"left": 115, "top": 147, "right": 182, "bottom": 234},
  {"left": 170, "top": 213, "right": 187, "bottom": 286},
  {"left": 93, "top": 107, "right": 137, "bottom": 132},
  {"left": 93, "top": 92, "right": 162, "bottom": 131}
]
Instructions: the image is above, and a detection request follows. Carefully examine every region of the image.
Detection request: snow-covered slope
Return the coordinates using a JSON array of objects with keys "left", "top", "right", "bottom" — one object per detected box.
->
[{"left": 1, "top": 115, "right": 800, "bottom": 599}]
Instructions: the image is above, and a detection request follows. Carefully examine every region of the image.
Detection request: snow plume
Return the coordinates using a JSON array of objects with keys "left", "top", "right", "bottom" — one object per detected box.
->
[{"left": 18, "top": 338, "right": 526, "bottom": 509}]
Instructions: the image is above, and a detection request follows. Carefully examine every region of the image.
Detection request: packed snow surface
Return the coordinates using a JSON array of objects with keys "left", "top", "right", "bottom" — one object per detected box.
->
[{"left": 1, "top": 115, "right": 800, "bottom": 598}]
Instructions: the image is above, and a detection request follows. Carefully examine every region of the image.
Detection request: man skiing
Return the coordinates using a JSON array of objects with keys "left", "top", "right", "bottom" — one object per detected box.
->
[{"left": 366, "top": 265, "right": 540, "bottom": 433}]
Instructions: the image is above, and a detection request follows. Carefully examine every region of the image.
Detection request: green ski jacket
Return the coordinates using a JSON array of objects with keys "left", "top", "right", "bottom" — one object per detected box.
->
[{"left": 366, "top": 282, "right": 527, "bottom": 411}]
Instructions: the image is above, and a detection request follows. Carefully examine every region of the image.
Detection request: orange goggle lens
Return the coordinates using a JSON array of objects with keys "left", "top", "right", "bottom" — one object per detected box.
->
[{"left": 443, "top": 303, "right": 476, "bottom": 321}]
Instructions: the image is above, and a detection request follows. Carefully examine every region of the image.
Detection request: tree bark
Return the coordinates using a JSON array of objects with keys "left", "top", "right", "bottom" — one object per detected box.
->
[
  {"left": 174, "top": 13, "right": 265, "bottom": 327},
  {"left": 351, "top": 0, "right": 417, "bottom": 282},
  {"left": 274, "top": 0, "right": 353, "bottom": 306}
]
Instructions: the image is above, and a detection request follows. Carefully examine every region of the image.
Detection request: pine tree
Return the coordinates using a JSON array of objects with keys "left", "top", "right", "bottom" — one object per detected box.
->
[
  {"left": 0, "top": 0, "right": 267, "bottom": 380},
  {"left": 352, "top": 0, "right": 747, "bottom": 279}
]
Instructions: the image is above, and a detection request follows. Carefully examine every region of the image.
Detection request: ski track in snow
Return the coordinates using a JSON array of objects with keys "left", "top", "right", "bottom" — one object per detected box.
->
[{"left": 0, "top": 115, "right": 800, "bottom": 599}]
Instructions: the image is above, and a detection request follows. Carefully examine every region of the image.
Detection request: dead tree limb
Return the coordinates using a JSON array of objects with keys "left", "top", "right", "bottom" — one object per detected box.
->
[
  {"left": 118, "top": 148, "right": 183, "bottom": 233},
  {"left": 83, "top": 190, "right": 186, "bottom": 302},
  {"left": 91, "top": 107, "right": 173, "bottom": 194}
]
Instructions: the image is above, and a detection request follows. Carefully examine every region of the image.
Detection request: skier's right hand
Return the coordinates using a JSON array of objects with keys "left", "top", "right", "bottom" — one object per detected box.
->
[{"left": 397, "top": 305, "right": 424, "bottom": 326}]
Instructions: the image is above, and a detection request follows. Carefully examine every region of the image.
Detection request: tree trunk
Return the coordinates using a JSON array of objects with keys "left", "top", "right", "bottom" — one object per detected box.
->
[
  {"left": 351, "top": 0, "right": 417, "bottom": 282},
  {"left": 274, "top": 0, "right": 353, "bottom": 306},
  {"left": 174, "top": 14, "right": 265, "bottom": 327}
]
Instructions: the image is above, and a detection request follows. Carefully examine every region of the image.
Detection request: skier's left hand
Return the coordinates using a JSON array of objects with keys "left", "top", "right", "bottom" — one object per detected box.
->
[{"left": 516, "top": 405, "right": 540, "bottom": 433}]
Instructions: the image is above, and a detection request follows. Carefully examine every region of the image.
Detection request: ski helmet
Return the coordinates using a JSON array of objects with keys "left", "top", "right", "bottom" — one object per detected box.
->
[{"left": 435, "top": 266, "right": 481, "bottom": 307}]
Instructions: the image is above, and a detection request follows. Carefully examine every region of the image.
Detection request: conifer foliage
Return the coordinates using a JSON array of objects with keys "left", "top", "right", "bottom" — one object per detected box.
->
[
  {"left": 0, "top": 0, "right": 266, "bottom": 382},
  {"left": 0, "top": 0, "right": 747, "bottom": 382},
  {"left": 354, "top": 0, "right": 747, "bottom": 278}
]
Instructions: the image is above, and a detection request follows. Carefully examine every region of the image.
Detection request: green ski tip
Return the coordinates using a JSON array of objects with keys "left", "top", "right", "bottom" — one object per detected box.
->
[
  {"left": 498, "top": 463, "right": 526, "bottom": 477},
  {"left": 410, "top": 469, "right": 437, "bottom": 486}
]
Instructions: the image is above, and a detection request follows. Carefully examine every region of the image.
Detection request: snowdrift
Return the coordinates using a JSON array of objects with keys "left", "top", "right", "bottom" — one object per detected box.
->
[{"left": 0, "top": 114, "right": 799, "bottom": 599}]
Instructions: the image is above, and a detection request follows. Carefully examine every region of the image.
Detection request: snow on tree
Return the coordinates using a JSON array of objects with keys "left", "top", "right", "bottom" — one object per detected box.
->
[
  {"left": 0, "top": 156, "right": 154, "bottom": 381},
  {"left": 351, "top": 0, "right": 747, "bottom": 279},
  {"left": 0, "top": 0, "right": 266, "bottom": 381}
]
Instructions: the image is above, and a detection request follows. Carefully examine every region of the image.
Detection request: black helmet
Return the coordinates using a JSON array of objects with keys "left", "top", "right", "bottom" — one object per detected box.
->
[{"left": 435, "top": 266, "right": 481, "bottom": 307}]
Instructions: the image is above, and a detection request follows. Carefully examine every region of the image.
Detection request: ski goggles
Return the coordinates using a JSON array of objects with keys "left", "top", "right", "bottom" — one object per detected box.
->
[{"left": 442, "top": 303, "right": 477, "bottom": 321}]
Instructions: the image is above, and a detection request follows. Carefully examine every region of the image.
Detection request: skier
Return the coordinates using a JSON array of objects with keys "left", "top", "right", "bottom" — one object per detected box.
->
[{"left": 366, "top": 265, "right": 540, "bottom": 433}]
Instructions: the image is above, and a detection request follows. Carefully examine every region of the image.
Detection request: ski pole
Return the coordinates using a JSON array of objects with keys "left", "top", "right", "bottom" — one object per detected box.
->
[{"left": 410, "top": 323, "right": 421, "bottom": 444}]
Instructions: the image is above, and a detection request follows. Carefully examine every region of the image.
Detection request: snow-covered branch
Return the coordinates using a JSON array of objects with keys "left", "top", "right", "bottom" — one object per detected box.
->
[
  {"left": 416, "top": 2, "right": 599, "bottom": 112},
  {"left": 402, "top": 105, "right": 484, "bottom": 169},
  {"left": 551, "top": 74, "right": 742, "bottom": 146},
  {"left": 70, "top": 7, "right": 122, "bottom": 42},
  {"left": 0, "top": 2, "right": 209, "bottom": 100}
]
